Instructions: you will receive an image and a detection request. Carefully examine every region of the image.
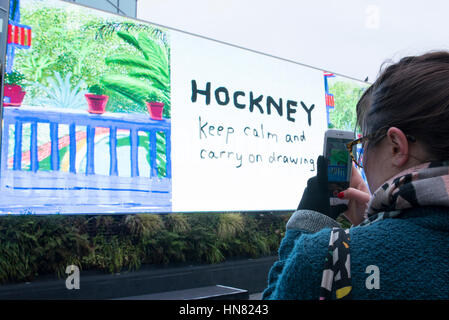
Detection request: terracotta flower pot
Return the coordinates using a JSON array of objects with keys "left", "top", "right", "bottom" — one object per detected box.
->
[
  {"left": 3, "top": 84, "right": 26, "bottom": 107},
  {"left": 85, "top": 94, "right": 109, "bottom": 114},
  {"left": 146, "top": 101, "right": 164, "bottom": 120}
]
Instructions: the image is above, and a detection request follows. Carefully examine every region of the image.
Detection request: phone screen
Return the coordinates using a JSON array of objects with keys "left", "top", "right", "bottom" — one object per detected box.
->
[{"left": 325, "top": 137, "right": 353, "bottom": 196}]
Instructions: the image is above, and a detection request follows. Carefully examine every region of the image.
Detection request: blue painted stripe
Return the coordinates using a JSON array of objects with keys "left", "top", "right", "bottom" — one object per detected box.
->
[
  {"left": 109, "top": 127, "right": 118, "bottom": 176},
  {"left": 9, "top": 44, "right": 31, "bottom": 50},
  {"left": 165, "top": 130, "right": 172, "bottom": 178},
  {"left": 130, "top": 129, "right": 139, "bottom": 177},
  {"left": 13, "top": 121, "right": 22, "bottom": 171},
  {"left": 149, "top": 130, "right": 157, "bottom": 178},
  {"left": 50, "top": 123, "right": 59, "bottom": 171},
  {"left": 1, "top": 121, "right": 10, "bottom": 171},
  {"left": 9, "top": 22, "right": 32, "bottom": 29},
  {"left": 86, "top": 126, "right": 95, "bottom": 175},
  {"left": 69, "top": 123, "right": 76, "bottom": 174},
  {"left": 5, "top": 185, "right": 170, "bottom": 193},
  {"left": 30, "top": 122, "right": 38, "bottom": 172}
]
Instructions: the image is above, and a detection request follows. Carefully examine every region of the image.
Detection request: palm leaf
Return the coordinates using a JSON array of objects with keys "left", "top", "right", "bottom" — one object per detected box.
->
[
  {"left": 137, "top": 33, "right": 169, "bottom": 77},
  {"left": 128, "top": 68, "right": 168, "bottom": 90},
  {"left": 85, "top": 21, "right": 169, "bottom": 45},
  {"left": 106, "top": 55, "right": 169, "bottom": 87},
  {"left": 102, "top": 30, "right": 170, "bottom": 115},
  {"left": 106, "top": 55, "right": 155, "bottom": 71},
  {"left": 100, "top": 75, "right": 153, "bottom": 106},
  {"left": 160, "top": 90, "right": 170, "bottom": 104},
  {"left": 138, "top": 32, "right": 168, "bottom": 66},
  {"left": 116, "top": 31, "right": 148, "bottom": 60}
]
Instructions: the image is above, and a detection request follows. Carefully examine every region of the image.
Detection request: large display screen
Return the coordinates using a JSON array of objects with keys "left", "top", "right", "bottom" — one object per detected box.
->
[{"left": 0, "top": 0, "right": 368, "bottom": 214}]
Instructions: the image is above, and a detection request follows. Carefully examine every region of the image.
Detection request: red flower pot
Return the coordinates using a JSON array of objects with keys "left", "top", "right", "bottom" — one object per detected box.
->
[
  {"left": 3, "top": 84, "right": 26, "bottom": 107},
  {"left": 85, "top": 94, "right": 109, "bottom": 114},
  {"left": 146, "top": 101, "right": 164, "bottom": 120}
]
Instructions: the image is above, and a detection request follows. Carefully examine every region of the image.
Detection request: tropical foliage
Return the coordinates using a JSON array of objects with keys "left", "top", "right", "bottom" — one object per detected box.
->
[
  {"left": 101, "top": 31, "right": 171, "bottom": 118},
  {"left": 4, "top": 69, "right": 26, "bottom": 86},
  {"left": 147, "top": 90, "right": 164, "bottom": 102},
  {"left": 83, "top": 21, "right": 168, "bottom": 44},
  {"left": 328, "top": 80, "right": 367, "bottom": 132},
  {"left": 14, "top": 6, "right": 169, "bottom": 114},
  {"left": 19, "top": 53, "right": 55, "bottom": 84},
  {"left": 87, "top": 83, "right": 106, "bottom": 96},
  {"left": 0, "top": 212, "right": 290, "bottom": 284},
  {"left": 36, "top": 72, "right": 87, "bottom": 109}
]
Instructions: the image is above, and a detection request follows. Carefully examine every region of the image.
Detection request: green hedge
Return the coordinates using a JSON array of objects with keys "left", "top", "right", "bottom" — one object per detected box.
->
[{"left": 0, "top": 212, "right": 291, "bottom": 284}]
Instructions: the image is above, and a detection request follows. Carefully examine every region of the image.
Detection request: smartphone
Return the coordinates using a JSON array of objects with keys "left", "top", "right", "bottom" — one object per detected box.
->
[{"left": 323, "top": 129, "right": 355, "bottom": 206}]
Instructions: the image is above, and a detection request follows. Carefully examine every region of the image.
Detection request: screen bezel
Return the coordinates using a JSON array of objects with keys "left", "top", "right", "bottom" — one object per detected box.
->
[{"left": 323, "top": 130, "right": 355, "bottom": 197}]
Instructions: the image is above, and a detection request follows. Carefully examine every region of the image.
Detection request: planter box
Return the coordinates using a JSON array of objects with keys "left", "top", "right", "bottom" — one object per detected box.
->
[
  {"left": 0, "top": 256, "right": 277, "bottom": 300},
  {"left": 146, "top": 101, "right": 164, "bottom": 120},
  {"left": 3, "top": 84, "right": 26, "bottom": 107},
  {"left": 85, "top": 93, "right": 109, "bottom": 114}
]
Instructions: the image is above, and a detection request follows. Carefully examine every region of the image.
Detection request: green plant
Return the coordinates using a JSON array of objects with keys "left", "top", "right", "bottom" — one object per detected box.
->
[
  {"left": 0, "top": 216, "right": 91, "bottom": 283},
  {"left": 20, "top": 53, "right": 55, "bottom": 83},
  {"left": 4, "top": 70, "right": 26, "bottom": 87},
  {"left": 0, "top": 212, "right": 291, "bottom": 284},
  {"left": 217, "top": 213, "right": 245, "bottom": 240},
  {"left": 147, "top": 90, "right": 163, "bottom": 102},
  {"left": 328, "top": 80, "right": 368, "bottom": 130},
  {"left": 101, "top": 30, "right": 170, "bottom": 117},
  {"left": 16, "top": 7, "right": 147, "bottom": 110},
  {"left": 83, "top": 235, "right": 140, "bottom": 273},
  {"left": 124, "top": 214, "right": 164, "bottom": 239},
  {"left": 84, "top": 21, "right": 168, "bottom": 44},
  {"left": 88, "top": 83, "right": 106, "bottom": 96},
  {"left": 37, "top": 72, "right": 87, "bottom": 109},
  {"left": 164, "top": 214, "right": 190, "bottom": 234}
]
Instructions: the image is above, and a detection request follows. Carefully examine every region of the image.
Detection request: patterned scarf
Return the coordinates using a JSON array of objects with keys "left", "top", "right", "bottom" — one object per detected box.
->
[
  {"left": 320, "top": 160, "right": 449, "bottom": 299},
  {"left": 361, "top": 160, "right": 449, "bottom": 226}
]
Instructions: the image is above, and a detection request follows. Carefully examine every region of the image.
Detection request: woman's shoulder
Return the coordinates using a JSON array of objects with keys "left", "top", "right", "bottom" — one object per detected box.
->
[
  {"left": 283, "top": 206, "right": 449, "bottom": 258},
  {"left": 351, "top": 205, "right": 449, "bottom": 234},
  {"left": 275, "top": 207, "right": 449, "bottom": 299}
]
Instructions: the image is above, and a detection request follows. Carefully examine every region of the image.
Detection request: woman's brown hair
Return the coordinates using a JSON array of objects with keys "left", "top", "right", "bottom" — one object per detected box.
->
[{"left": 356, "top": 51, "right": 449, "bottom": 160}]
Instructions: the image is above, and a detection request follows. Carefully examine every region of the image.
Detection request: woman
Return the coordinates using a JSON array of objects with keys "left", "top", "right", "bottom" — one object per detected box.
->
[{"left": 262, "top": 51, "right": 449, "bottom": 300}]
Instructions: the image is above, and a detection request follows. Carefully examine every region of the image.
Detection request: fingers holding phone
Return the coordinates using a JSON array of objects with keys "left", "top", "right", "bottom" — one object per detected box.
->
[
  {"left": 297, "top": 129, "right": 370, "bottom": 223},
  {"left": 339, "top": 162, "right": 371, "bottom": 225}
]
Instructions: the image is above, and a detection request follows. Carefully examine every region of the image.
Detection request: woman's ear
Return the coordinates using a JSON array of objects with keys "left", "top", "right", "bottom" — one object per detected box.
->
[{"left": 387, "top": 127, "right": 409, "bottom": 168}]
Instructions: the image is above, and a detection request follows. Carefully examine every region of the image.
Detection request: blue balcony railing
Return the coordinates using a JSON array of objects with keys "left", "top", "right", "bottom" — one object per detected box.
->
[
  {"left": 1, "top": 106, "right": 171, "bottom": 177},
  {"left": 0, "top": 106, "right": 172, "bottom": 214}
]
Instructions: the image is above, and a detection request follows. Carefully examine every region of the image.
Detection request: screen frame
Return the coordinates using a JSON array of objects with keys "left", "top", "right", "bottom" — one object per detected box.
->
[{"left": 323, "top": 129, "right": 355, "bottom": 196}]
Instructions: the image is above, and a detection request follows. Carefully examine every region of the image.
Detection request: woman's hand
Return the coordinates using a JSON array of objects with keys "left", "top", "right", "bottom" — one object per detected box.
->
[
  {"left": 297, "top": 156, "right": 348, "bottom": 219},
  {"left": 339, "top": 163, "right": 371, "bottom": 225}
]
